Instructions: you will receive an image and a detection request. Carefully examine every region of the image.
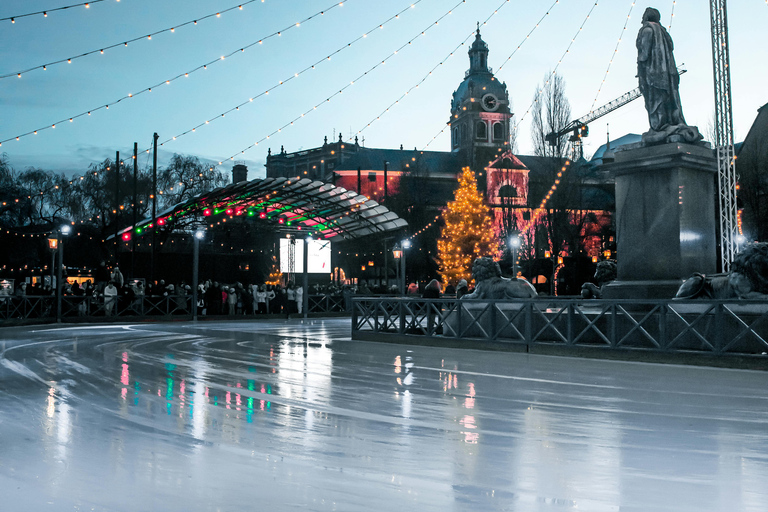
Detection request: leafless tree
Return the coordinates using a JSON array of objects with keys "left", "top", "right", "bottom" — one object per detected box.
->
[{"left": 530, "top": 72, "right": 588, "bottom": 261}]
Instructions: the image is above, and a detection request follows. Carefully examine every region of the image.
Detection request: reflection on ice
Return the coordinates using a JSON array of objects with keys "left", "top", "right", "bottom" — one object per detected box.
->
[{"left": 1, "top": 319, "right": 767, "bottom": 511}]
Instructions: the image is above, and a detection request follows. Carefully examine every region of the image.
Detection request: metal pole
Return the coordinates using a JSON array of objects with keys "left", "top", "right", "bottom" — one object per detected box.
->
[
  {"left": 302, "top": 237, "right": 309, "bottom": 319},
  {"left": 132, "top": 143, "right": 138, "bottom": 279},
  {"left": 383, "top": 161, "right": 388, "bottom": 203},
  {"left": 151, "top": 132, "right": 158, "bottom": 285},
  {"left": 114, "top": 151, "right": 119, "bottom": 264},
  {"left": 401, "top": 251, "right": 406, "bottom": 296},
  {"left": 513, "top": 247, "right": 518, "bottom": 277},
  {"left": 357, "top": 166, "right": 361, "bottom": 195},
  {"left": 192, "top": 236, "right": 199, "bottom": 321},
  {"left": 56, "top": 234, "right": 63, "bottom": 322}
]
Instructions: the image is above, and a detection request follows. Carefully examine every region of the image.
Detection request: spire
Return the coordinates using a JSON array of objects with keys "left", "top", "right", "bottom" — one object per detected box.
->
[{"left": 468, "top": 25, "right": 489, "bottom": 74}]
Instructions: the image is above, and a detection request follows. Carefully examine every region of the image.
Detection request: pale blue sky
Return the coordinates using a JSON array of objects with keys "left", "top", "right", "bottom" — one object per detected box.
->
[{"left": 1, "top": 0, "right": 766, "bottom": 176}]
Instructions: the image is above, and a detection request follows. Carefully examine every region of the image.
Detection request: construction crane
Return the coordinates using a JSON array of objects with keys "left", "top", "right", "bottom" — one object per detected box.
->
[
  {"left": 710, "top": 0, "right": 738, "bottom": 272},
  {"left": 545, "top": 69, "right": 687, "bottom": 161}
]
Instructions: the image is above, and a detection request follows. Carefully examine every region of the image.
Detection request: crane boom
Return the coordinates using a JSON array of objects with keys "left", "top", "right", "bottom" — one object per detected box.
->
[{"left": 545, "top": 70, "right": 687, "bottom": 159}]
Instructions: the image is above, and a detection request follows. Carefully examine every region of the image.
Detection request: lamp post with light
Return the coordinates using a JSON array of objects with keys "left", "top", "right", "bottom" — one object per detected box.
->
[
  {"left": 47, "top": 235, "right": 58, "bottom": 289},
  {"left": 392, "top": 244, "right": 403, "bottom": 295},
  {"left": 400, "top": 240, "right": 411, "bottom": 294},
  {"left": 508, "top": 234, "right": 521, "bottom": 277},
  {"left": 56, "top": 224, "right": 71, "bottom": 321},
  {"left": 192, "top": 229, "right": 204, "bottom": 320}
]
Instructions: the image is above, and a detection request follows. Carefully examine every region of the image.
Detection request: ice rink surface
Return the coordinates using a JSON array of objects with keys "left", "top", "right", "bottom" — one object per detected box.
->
[{"left": 1, "top": 319, "right": 767, "bottom": 511}]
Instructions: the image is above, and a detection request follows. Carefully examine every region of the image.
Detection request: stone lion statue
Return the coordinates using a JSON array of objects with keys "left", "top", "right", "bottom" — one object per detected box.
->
[
  {"left": 675, "top": 243, "right": 768, "bottom": 299},
  {"left": 462, "top": 257, "right": 537, "bottom": 300},
  {"left": 581, "top": 260, "right": 617, "bottom": 299}
]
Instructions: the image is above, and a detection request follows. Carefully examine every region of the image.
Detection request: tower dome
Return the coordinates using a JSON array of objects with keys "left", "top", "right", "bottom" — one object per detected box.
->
[{"left": 448, "top": 26, "right": 513, "bottom": 175}]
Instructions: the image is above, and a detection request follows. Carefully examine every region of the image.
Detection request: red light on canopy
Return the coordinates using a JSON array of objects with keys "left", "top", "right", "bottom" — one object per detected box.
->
[
  {"left": 225, "top": 208, "right": 233, "bottom": 215},
  {"left": 259, "top": 212, "right": 267, "bottom": 219},
  {"left": 122, "top": 233, "right": 131, "bottom": 241},
  {"left": 203, "top": 209, "right": 212, "bottom": 216},
  {"left": 157, "top": 218, "right": 166, "bottom": 226}
]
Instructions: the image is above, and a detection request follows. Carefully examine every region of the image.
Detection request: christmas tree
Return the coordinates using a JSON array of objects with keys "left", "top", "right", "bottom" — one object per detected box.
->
[
  {"left": 265, "top": 255, "right": 282, "bottom": 285},
  {"left": 436, "top": 167, "right": 498, "bottom": 285}
]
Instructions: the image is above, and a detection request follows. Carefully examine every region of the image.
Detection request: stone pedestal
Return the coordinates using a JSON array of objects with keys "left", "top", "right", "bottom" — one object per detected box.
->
[{"left": 602, "top": 143, "right": 717, "bottom": 299}]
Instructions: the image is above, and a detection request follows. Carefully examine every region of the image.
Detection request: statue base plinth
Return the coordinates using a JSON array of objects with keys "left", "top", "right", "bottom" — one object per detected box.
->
[{"left": 603, "top": 142, "right": 717, "bottom": 299}]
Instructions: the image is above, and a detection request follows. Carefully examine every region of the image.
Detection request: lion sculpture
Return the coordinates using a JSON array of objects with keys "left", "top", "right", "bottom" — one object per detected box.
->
[
  {"left": 675, "top": 243, "right": 768, "bottom": 299},
  {"left": 462, "top": 257, "right": 538, "bottom": 300},
  {"left": 581, "top": 260, "right": 617, "bottom": 299}
]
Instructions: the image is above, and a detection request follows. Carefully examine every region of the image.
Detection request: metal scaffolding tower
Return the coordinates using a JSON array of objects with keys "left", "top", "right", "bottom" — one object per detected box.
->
[{"left": 710, "top": 0, "right": 738, "bottom": 271}]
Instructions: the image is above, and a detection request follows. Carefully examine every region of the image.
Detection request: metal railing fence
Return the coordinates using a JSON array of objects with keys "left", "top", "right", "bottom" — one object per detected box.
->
[
  {"left": 352, "top": 297, "right": 768, "bottom": 357},
  {"left": 0, "top": 293, "right": 350, "bottom": 324}
]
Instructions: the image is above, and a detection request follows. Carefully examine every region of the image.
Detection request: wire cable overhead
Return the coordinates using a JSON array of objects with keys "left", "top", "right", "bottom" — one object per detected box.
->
[{"left": 2, "top": 0, "right": 264, "bottom": 79}]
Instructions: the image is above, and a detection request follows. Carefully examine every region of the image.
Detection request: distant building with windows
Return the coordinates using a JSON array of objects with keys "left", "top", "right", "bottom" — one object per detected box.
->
[{"left": 264, "top": 28, "right": 616, "bottom": 280}]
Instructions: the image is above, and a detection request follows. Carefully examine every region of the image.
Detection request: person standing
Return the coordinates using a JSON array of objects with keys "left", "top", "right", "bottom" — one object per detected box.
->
[
  {"left": 456, "top": 279, "right": 469, "bottom": 299},
  {"left": 103, "top": 281, "right": 118, "bottom": 316},
  {"left": 295, "top": 284, "right": 304, "bottom": 315},
  {"left": 95, "top": 261, "right": 110, "bottom": 293}
]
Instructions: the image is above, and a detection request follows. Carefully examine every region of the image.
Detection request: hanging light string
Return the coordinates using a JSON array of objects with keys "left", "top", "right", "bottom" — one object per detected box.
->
[
  {"left": 518, "top": 160, "right": 571, "bottom": 235},
  {"left": 160, "top": 0, "right": 427, "bottom": 149},
  {"left": 512, "top": 0, "right": 601, "bottom": 133},
  {"left": 218, "top": 0, "right": 468, "bottom": 166},
  {"left": 3, "top": 0, "right": 264, "bottom": 79},
  {"left": 423, "top": 0, "right": 561, "bottom": 150},
  {"left": 495, "top": 0, "right": 562, "bottom": 75},
  {"left": 404, "top": 215, "right": 441, "bottom": 242},
  {"left": 668, "top": 1, "right": 676, "bottom": 31},
  {"left": 588, "top": 1, "right": 635, "bottom": 114},
  {"left": 0, "top": 0, "right": 351, "bottom": 147},
  {"left": 354, "top": 0, "right": 513, "bottom": 141},
  {"left": 1, "top": 0, "right": 113, "bottom": 23},
  {"left": 509, "top": 2, "right": 600, "bottom": 234}
]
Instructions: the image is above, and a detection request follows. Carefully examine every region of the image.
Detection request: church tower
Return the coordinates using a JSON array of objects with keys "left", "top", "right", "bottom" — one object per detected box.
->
[{"left": 449, "top": 27, "right": 513, "bottom": 181}]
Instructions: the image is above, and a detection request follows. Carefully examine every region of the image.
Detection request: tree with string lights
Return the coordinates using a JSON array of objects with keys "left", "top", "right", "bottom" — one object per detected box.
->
[{"left": 436, "top": 167, "right": 498, "bottom": 286}]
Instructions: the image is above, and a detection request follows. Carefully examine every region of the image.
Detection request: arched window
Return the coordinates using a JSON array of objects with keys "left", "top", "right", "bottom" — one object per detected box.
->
[
  {"left": 476, "top": 121, "right": 487, "bottom": 140},
  {"left": 498, "top": 184, "right": 518, "bottom": 200},
  {"left": 460, "top": 123, "right": 467, "bottom": 143},
  {"left": 453, "top": 127, "right": 459, "bottom": 148},
  {"left": 493, "top": 122, "right": 504, "bottom": 140}
]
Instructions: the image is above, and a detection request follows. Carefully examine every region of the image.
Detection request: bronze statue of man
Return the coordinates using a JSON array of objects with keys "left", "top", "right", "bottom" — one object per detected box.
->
[{"left": 636, "top": 7, "right": 701, "bottom": 144}]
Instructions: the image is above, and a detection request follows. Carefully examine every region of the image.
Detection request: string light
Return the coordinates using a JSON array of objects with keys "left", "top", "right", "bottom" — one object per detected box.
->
[
  {"left": 356, "top": 0, "right": 514, "bottom": 141},
  {"left": 513, "top": 1, "right": 601, "bottom": 131},
  {"left": 588, "top": 1, "right": 635, "bottom": 113},
  {"left": 424, "top": 0, "right": 559, "bottom": 150},
  {"left": 1, "top": 0, "right": 112, "bottom": 23},
  {"left": 1, "top": 0, "right": 351, "bottom": 145},
  {"left": 4, "top": 0, "right": 262, "bottom": 77},
  {"left": 158, "top": 0, "right": 429, "bottom": 148},
  {"left": 495, "top": 0, "right": 562, "bottom": 75},
  {"left": 217, "top": 0, "right": 468, "bottom": 165},
  {"left": 668, "top": 1, "right": 676, "bottom": 31}
]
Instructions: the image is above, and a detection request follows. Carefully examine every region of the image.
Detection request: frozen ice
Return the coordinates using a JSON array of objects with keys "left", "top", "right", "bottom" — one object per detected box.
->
[{"left": 1, "top": 319, "right": 767, "bottom": 511}]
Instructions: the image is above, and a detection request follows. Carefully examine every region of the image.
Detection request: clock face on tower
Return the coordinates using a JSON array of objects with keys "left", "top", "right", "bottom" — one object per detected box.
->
[{"left": 482, "top": 93, "right": 499, "bottom": 112}]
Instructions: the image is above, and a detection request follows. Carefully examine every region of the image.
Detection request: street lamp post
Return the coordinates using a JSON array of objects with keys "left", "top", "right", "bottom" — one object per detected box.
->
[
  {"left": 47, "top": 236, "right": 58, "bottom": 289},
  {"left": 509, "top": 234, "right": 521, "bottom": 277},
  {"left": 192, "top": 229, "right": 204, "bottom": 321},
  {"left": 56, "top": 225, "right": 71, "bottom": 322},
  {"left": 401, "top": 240, "right": 411, "bottom": 295},
  {"left": 392, "top": 244, "right": 403, "bottom": 295}
]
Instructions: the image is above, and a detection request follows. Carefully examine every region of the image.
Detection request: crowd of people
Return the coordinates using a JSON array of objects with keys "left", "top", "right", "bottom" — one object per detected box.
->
[{"left": 6, "top": 258, "right": 477, "bottom": 319}]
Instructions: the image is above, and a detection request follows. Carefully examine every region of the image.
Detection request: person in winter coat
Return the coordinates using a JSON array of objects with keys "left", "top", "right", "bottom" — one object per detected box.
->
[{"left": 456, "top": 279, "right": 469, "bottom": 299}]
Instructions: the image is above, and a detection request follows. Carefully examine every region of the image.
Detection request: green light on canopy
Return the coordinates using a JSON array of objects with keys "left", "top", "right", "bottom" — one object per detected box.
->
[{"left": 135, "top": 227, "right": 143, "bottom": 234}]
